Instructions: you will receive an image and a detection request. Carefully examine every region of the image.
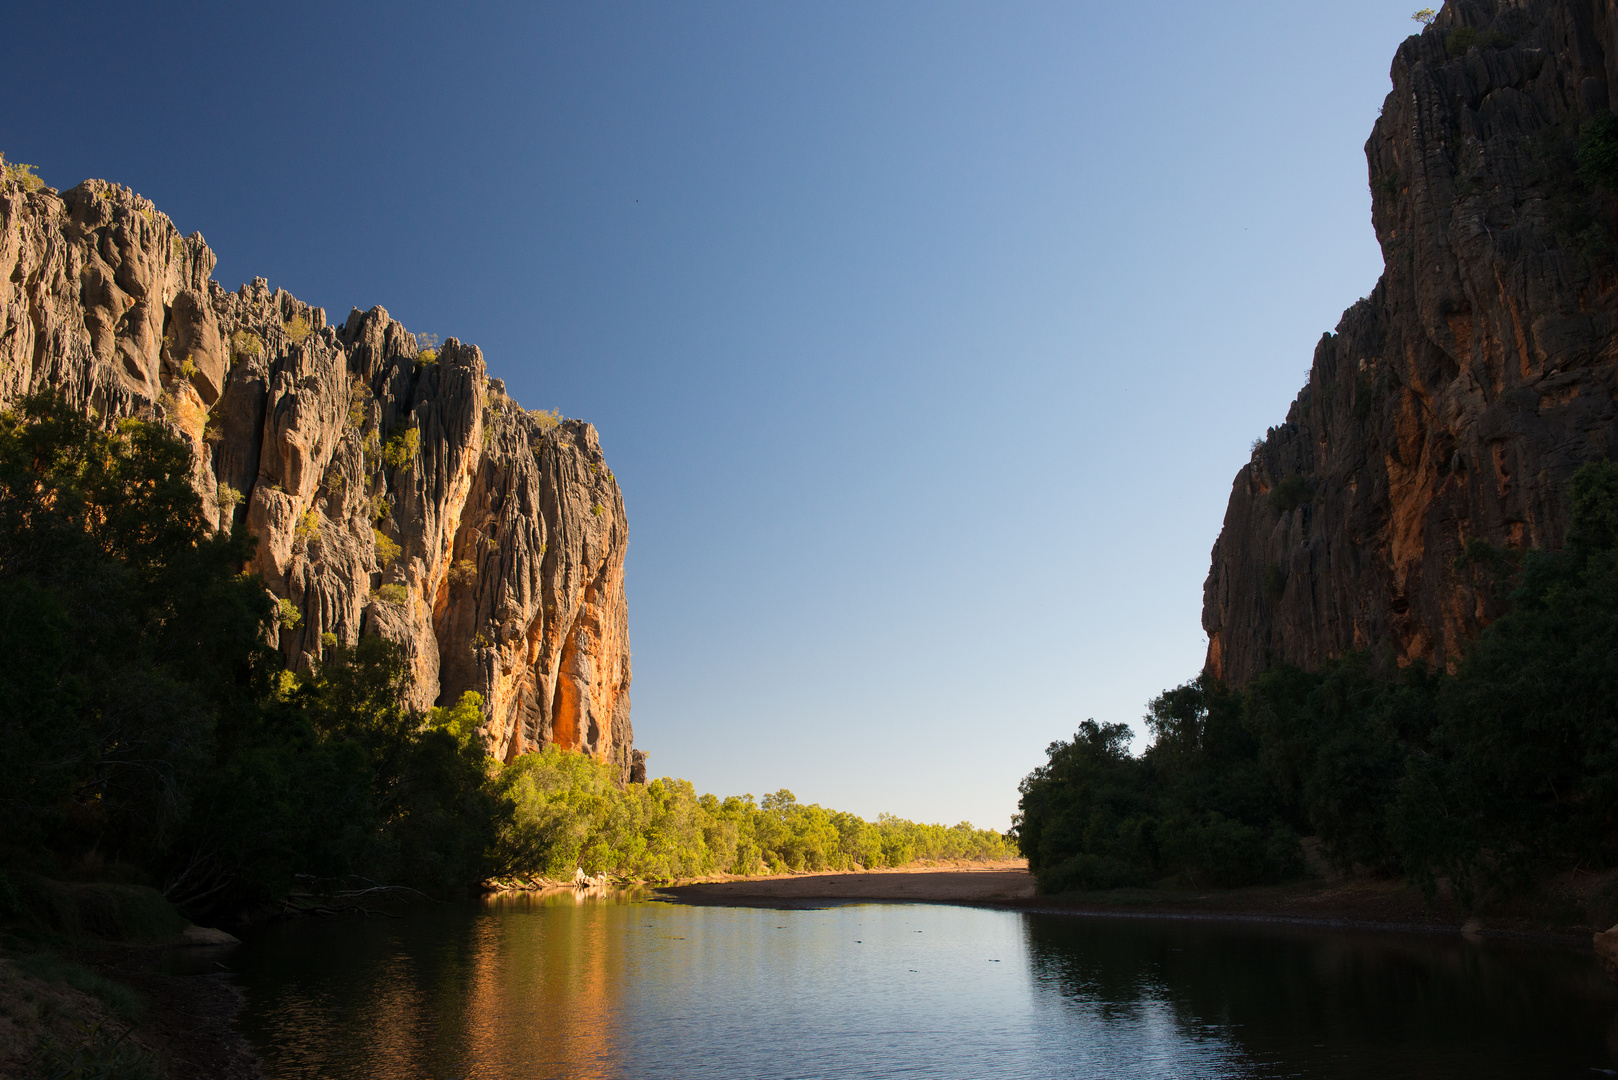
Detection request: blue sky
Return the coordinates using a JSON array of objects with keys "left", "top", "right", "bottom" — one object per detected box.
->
[{"left": 5, "top": 1, "right": 1420, "bottom": 829}]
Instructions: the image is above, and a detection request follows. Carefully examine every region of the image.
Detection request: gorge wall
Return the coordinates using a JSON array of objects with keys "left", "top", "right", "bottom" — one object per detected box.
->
[
  {"left": 0, "top": 168, "right": 640, "bottom": 780},
  {"left": 1205, "top": 0, "right": 1618, "bottom": 687}
]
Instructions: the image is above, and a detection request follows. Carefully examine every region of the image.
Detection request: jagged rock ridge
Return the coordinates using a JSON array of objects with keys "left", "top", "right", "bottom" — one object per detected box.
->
[
  {"left": 0, "top": 169, "right": 641, "bottom": 781},
  {"left": 1205, "top": 0, "right": 1618, "bottom": 687}
]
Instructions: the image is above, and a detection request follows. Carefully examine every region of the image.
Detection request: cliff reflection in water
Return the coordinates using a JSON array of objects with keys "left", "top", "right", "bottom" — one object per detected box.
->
[
  {"left": 238, "top": 888, "right": 647, "bottom": 1080},
  {"left": 234, "top": 894, "right": 1618, "bottom": 1079},
  {"left": 466, "top": 891, "right": 621, "bottom": 1077}
]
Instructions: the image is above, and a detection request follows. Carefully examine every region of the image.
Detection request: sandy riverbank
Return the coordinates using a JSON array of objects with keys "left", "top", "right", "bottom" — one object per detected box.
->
[
  {"left": 659, "top": 860, "right": 1601, "bottom": 943},
  {"left": 659, "top": 859, "right": 1036, "bottom": 907}
]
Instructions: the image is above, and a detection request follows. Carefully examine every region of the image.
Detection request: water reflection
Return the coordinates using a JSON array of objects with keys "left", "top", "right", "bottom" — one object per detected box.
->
[
  {"left": 233, "top": 895, "right": 1618, "bottom": 1079},
  {"left": 1023, "top": 915, "right": 1618, "bottom": 1078}
]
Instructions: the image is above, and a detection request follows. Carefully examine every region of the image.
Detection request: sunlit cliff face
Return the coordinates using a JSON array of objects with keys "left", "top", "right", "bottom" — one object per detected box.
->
[{"left": 0, "top": 173, "right": 635, "bottom": 779}]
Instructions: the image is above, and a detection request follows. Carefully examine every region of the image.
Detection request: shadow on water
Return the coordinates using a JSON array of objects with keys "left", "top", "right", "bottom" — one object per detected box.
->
[
  {"left": 232, "top": 893, "right": 1618, "bottom": 1079},
  {"left": 1022, "top": 913, "right": 1618, "bottom": 1078}
]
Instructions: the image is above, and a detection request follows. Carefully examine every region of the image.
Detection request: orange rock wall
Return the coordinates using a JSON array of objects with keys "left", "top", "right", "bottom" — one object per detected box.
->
[{"left": 0, "top": 172, "right": 637, "bottom": 778}]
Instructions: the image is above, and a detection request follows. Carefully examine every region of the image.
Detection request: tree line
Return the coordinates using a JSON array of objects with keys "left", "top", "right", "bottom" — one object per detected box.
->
[
  {"left": 0, "top": 397, "right": 1007, "bottom": 917},
  {"left": 1016, "top": 461, "right": 1618, "bottom": 908}
]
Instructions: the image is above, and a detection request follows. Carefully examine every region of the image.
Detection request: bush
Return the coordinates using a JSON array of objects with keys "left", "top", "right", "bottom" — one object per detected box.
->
[
  {"left": 377, "top": 584, "right": 408, "bottom": 606},
  {"left": 230, "top": 330, "right": 263, "bottom": 360},
  {"left": 276, "top": 598, "right": 302, "bottom": 630},
  {"left": 348, "top": 379, "right": 369, "bottom": 430},
  {"left": 383, "top": 427, "right": 419, "bottom": 469},
  {"left": 373, "top": 529, "right": 400, "bottom": 569},
  {"left": 1446, "top": 25, "right": 1512, "bottom": 57},
  {"left": 1164, "top": 813, "right": 1299, "bottom": 887},
  {"left": 285, "top": 314, "right": 313, "bottom": 345},
  {"left": 448, "top": 559, "right": 477, "bottom": 587},
  {"left": 3, "top": 160, "right": 45, "bottom": 192},
  {"left": 1, "top": 873, "right": 184, "bottom": 943},
  {"left": 1578, "top": 112, "right": 1618, "bottom": 190},
  {"left": 1267, "top": 474, "right": 1313, "bottom": 513}
]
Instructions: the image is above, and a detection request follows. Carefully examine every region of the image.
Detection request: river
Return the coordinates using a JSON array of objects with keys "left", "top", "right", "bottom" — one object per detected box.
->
[{"left": 229, "top": 890, "right": 1618, "bottom": 1078}]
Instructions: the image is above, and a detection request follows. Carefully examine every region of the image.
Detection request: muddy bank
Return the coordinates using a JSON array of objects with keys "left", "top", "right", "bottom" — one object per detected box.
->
[{"left": 0, "top": 935, "right": 259, "bottom": 1080}]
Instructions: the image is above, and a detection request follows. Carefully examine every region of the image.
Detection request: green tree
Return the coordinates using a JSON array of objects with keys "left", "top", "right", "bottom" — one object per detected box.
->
[
  {"left": 1393, "top": 462, "right": 1618, "bottom": 901},
  {"left": 0, "top": 396, "right": 275, "bottom": 881}
]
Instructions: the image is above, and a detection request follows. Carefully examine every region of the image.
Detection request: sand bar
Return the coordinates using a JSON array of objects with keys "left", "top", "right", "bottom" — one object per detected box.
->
[{"left": 658, "top": 860, "right": 1035, "bottom": 908}]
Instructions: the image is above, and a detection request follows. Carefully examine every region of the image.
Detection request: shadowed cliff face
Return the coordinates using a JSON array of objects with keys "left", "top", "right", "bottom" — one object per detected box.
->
[
  {"left": 0, "top": 173, "right": 637, "bottom": 779},
  {"left": 1205, "top": 0, "right": 1618, "bottom": 687}
]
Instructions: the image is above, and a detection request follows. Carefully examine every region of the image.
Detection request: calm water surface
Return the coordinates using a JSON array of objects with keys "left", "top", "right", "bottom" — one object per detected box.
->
[{"left": 231, "top": 891, "right": 1618, "bottom": 1079}]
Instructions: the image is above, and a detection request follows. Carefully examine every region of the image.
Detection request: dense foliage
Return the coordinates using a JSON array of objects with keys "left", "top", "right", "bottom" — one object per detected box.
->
[
  {"left": 0, "top": 398, "right": 1006, "bottom": 916},
  {"left": 490, "top": 752, "right": 1009, "bottom": 882},
  {"left": 0, "top": 397, "right": 506, "bottom": 911},
  {"left": 1016, "top": 461, "right": 1618, "bottom": 906}
]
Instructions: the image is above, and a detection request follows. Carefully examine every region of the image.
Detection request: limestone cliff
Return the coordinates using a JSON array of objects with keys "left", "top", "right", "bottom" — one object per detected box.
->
[
  {"left": 1205, "top": 0, "right": 1618, "bottom": 687},
  {"left": 0, "top": 169, "right": 639, "bottom": 779}
]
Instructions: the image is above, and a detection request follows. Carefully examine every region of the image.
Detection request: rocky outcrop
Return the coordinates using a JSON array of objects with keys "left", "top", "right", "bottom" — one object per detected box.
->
[
  {"left": 0, "top": 169, "right": 637, "bottom": 779},
  {"left": 1204, "top": 0, "right": 1618, "bottom": 686}
]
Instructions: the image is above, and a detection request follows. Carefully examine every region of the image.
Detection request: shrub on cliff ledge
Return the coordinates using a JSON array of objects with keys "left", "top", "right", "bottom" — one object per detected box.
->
[
  {"left": 383, "top": 427, "right": 419, "bottom": 469},
  {"left": 373, "top": 529, "right": 400, "bottom": 569},
  {"left": 230, "top": 330, "right": 263, "bottom": 360},
  {"left": 1267, "top": 474, "right": 1313, "bottom": 513},
  {"left": 1577, "top": 111, "right": 1618, "bottom": 191},
  {"left": 2, "top": 159, "right": 44, "bottom": 192},
  {"left": 1445, "top": 25, "right": 1512, "bottom": 57}
]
